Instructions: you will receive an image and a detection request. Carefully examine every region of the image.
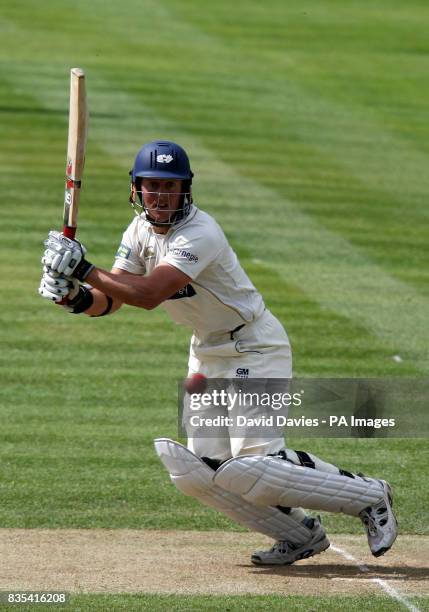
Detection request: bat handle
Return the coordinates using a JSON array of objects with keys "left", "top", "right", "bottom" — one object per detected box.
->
[
  {"left": 58, "top": 225, "right": 76, "bottom": 304},
  {"left": 63, "top": 226, "right": 76, "bottom": 239}
]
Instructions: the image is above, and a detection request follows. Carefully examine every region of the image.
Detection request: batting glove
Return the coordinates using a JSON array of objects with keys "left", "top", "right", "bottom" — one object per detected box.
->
[
  {"left": 38, "top": 267, "right": 80, "bottom": 303},
  {"left": 42, "top": 230, "right": 94, "bottom": 280}
]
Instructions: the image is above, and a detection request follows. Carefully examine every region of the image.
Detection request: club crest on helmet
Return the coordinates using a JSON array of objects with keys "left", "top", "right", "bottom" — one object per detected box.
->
[{"left": 157, "top": 154, "right": 173, "bottom": 164}]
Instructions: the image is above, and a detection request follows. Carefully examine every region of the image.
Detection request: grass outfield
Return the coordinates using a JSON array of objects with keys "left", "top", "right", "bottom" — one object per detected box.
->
[
  {"left": 8, "top": 594, "right": 429, "bottom": 612},
  {"left": 0, "top": 0, "right": 428, "bottom": 609}
]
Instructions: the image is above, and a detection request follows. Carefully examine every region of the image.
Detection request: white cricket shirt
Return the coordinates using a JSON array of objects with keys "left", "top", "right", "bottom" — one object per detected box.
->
[{"left": 113, "top": 206, "right": 265, "bottom": 338}]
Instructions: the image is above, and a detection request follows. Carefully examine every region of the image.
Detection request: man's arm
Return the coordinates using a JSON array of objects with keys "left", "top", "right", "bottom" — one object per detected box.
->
[
  {"left": 82, "top": 268, "right": 127, "bottom": 316},
  {"left": 86, "top": 263, "right": 192, "bottom": 310},
  {"left": 41, "top": 231, "right": 192, "bottom": 311}
]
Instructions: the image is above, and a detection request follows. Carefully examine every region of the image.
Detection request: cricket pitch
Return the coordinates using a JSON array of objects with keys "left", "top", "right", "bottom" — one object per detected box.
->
[{"left": 1, "top": 530, "right": 427, "bottom": 598}]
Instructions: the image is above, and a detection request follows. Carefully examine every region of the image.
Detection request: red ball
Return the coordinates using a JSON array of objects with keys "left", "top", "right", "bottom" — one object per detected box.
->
[{"left": 184, "top": 373, "right": 208, "bottom": 394}]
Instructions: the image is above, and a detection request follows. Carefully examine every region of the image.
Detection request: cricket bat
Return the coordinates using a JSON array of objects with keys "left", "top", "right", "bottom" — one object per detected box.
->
[{"left": 63, "top": 67, "right": 88, "bottom": 240}]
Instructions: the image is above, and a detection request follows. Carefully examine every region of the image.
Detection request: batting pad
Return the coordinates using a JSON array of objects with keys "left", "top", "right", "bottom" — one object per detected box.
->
[
  {"left": 154, "top": 438, "right": 315, "bottom": 545},
  {"left": 214, "top": 455, "right": 385, "bottom": 516}
]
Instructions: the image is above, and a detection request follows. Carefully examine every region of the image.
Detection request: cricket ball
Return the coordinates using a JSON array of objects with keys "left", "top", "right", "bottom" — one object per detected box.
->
[{"left": 184, "top": 373, "right": 208, "bottom": 394}]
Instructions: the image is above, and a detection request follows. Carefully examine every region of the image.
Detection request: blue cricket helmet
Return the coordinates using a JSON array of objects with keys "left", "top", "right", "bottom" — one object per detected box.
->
[
  {"left": 131, "top": 141, "right": 193, "bottom": 182},
  {"left": 129, "top": 141, "right": 194, "bottom": 226}
]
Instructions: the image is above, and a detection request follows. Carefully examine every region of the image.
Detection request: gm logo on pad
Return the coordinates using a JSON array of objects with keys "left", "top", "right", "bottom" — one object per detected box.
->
[{"left": 236, "top": 368, "right": 249, "bottom": 378}]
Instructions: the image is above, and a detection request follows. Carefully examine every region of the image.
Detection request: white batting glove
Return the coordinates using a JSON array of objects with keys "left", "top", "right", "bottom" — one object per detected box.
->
[
  {"left": 38, "top": 267, "right": 80, "bottom": 303},
  {"left": 42, "top": 230, "right": 94, "bottom": 280}
]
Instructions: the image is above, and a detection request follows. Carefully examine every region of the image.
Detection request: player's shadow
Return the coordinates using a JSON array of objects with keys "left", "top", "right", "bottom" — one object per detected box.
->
[{"left": 244, "top": 563, "right": 429, "bottom": 581}]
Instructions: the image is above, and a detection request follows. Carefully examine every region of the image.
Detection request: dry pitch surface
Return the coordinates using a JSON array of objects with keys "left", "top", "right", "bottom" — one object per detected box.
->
[{"left": 1, "top": 530, "right": 427, "bottom": 599}]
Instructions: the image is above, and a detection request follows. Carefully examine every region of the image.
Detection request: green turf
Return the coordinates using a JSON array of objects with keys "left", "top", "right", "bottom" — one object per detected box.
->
[
  {"left": 6, "top": 594, "right": 429, "bottom": 612},
  {"left": 0, "top": 5, "right": 428, "bottom": 610}
]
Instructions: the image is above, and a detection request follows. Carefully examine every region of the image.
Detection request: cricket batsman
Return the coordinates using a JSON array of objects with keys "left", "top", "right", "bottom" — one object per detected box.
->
[{"left": 39, "top": 141, "right": 397, "bottom": 564}]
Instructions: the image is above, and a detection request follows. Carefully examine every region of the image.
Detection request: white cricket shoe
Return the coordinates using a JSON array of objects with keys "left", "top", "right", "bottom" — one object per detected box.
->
[
  {"left": 251, "top": 517, "right": 330, "bottom": 566},
  {"left": 359, "top": 480, "right": 398, "bottom": 557}
]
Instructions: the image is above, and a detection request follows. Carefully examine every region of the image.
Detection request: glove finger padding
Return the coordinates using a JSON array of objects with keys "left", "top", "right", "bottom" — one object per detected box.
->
[
  {"left": 39, "top": 280, "right": 66, "bottom": 302},
  {"left": 56, "top": 249, "right": 73, "bottom": 274},
  {"left": 44, "top": 276, "right": 70, "bottom": 289},
  {"left": 41, "top": 248, "right": 71, "bottom": 271},
  {"left": 41, "top": 230, "right": 93, "bottom": 281},
  {"left": 42, "top": 231, "right": 85, "bottom": 275},
  {"left": 39, "top": 270, "right": 80, "bottom": 303}
]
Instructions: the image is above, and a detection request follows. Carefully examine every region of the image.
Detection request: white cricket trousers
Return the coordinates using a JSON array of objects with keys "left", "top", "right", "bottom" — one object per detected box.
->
[{"left": 186, "top": 309, "right": 292, "bottom": 461}]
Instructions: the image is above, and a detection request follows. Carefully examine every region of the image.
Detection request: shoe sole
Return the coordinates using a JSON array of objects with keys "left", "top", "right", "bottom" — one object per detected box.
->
[
  {"left": 372, "top": 545, "right": 391, "bottom": 558},
  {"left": 370, "top": 480, "right": 398, "bottom": 557},
  {"left": 251, "top": 536, "right": 330, "bottom": 566}
]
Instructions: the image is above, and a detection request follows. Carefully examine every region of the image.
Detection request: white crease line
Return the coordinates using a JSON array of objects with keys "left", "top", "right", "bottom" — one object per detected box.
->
[{"left": 331, "top": 545, "right": 421, "bottom": 612}]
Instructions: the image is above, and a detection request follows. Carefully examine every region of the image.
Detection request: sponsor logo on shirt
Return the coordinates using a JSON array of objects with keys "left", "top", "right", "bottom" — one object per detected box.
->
[
  {"left": 168, "top": 284, "right": 196, "bottom": 300},
  {"left": 168, "top": 247, "right": 199, "bottom": 263},
  {"left": 236, "top": 368, "right": 249, "bottom": 378},
  {"left": 116, "top": 244, "right": 131, "bottom": 259}
]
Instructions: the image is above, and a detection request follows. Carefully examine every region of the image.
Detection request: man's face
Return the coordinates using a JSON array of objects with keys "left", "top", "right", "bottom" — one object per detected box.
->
[{"left": 141, "top": 177, "right": 183, "bottom": 224}]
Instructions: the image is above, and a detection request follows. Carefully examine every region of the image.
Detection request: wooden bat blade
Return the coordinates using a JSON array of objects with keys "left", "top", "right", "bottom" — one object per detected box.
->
[{"left": 63, "top": 67, "right": 88, "bottom": 239}]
